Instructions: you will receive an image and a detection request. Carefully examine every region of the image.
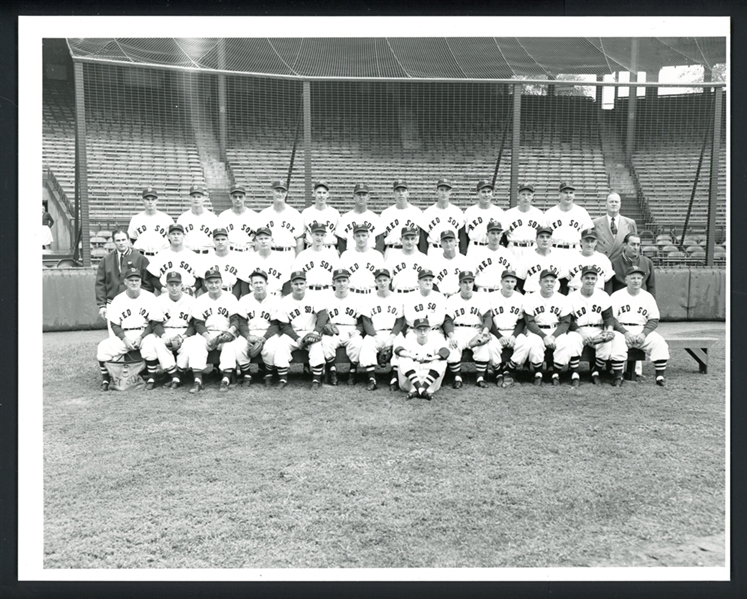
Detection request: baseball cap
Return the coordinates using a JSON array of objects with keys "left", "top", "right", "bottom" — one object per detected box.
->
[
  {"left": 625, "top": 265, "right": 646, "bottom": 277},
  {"left": 501, "top": 269, "right": 519, "bottom": 280},
  {"left": 254, "top": 226, "right": 272, "bottom": 237},
  {"left": 458, "top": 270, "right": 475, "bottom": 282},
  {"left": 332, "top": 268, "right": 351, "bottom": 280},
  {"left": 165, "top": 271, "right": 182, "bottom": 284},
  {"left": 558, "top": 181, "right": 575, "bottom": 192},
  {"left": 518, "top": 183, "right": 535, "bottom": 193},
  {"left": 271, "top": 180, "right": 288, "bottom": 191},
  {"left": 230, "top": 185, "right": 246, "bottom": 195},
  {"left": 539, "top": 269, "right": 558, "bottom": 280},
  {"left": 581, "top": 228, "right": 597, "bottom": 240},
  {"left": 440, "top": 229, "right": 456, "bottom": 241},
  {"left": 353, "top": 183, "right": 370, "bottom": 194},
  {"left": 418, "top": 269, "right": 435, "bottom": 280},
  {"left": 487, "top": 219, "right": 503, "bottom": 233},
  {"left": 169, "top": 223, "right": 185, "bottom": 234},
  {"left": 123, "top": 266, "right": 142, "bottom": 280},
  {"left": 476, "top": 179, "right": 493, "bottom": 191},
  {"left": 204, "top": 267, "right": 222, "bottom": 280},
  {"left": 413, "top": 317, "right": 431, "bottom": 330},
  {"left": 212, "top": 227, "right": 229, "bottom": 238},
  {"left": 373, "top": 268, "right": 391, "bottom": 279},
  {"left": 536, "top": 226, "right": 553, "bottom": 237},
  {"left": 290, "top": 270, "right": 307, "bottom": 282},
  {"left": 581, "top": 265, "right": 599, "bottom": 277},
  {"left": 313, "top": 180, "right": 329, "bottom": 191},
  {"left": 309, "top": 221, "right": 327, "bottom": 234},
  {"left": 190, "top": 184, "right": 206, "bottom": 195},
  {"left": 353, "top": 223, "right": 369, "bottom": 235},
  {"left": 142, "top": 187, "right": 158, "bottom": 199},
  {"left": 392, "top": 179, "right": 408, "bottom": 190},
  {"left": 436, "top": 178, "right": 453, "bottom": 189},
  {"left": 249, "top": 268, "right": 269, "bottom": 281},
  {"left": 401, "top": 225, "right": 419, "bottom": 238}
]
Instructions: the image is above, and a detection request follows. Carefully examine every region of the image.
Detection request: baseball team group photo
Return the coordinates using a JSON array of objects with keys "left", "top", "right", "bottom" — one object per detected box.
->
[{"left": 32, "top": 23, "right": 727, "bottom": 577}]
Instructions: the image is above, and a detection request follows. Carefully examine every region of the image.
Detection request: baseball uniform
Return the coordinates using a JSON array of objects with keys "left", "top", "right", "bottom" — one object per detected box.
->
[
  {"left": 290, "top": 246, "right": 339, "bottom": 302},
  {"left": 472, "top": 245, "right": 520, "bottom": 292},
  {"left": 359, "top": 290, "right": 404, "bottom": 371},
  {"left": 401, "top": 289, "right": 448, "bottom": 339},
  {"left": 422, "top": 203, "right": 465, "bottom": 254},
  {"left": 257, "top": 204, "right": 305, "bottom": 252},
  {"left": 219, "top": 207, "right": 258, "bottom": 253},
  {"left": 394, "top": 330, "right": 449, "bottom": 395},
  {"left": 544, "top": 203, "right": 594, "bottom": 255},
  {"left": 464, "top": 203, "right": 506, "bottom": 254},
  {"left": 486, "top": 288, "right": 532, "bottom": 374},
  {"left": 337, "top": 209, "right": 381, "bottom": 250},
  {"left": 443, "top": 291, "right": 492, "bottom": 368},
  {"left": 430, "top": 251, "right": 473, "bottom": 297},
  {"left": 566, "top": 251, "right": 615, "bottom": 292},
  {"left": 177, "top": 208, "right": 221, "bottom": 253},
  {"left": 203, "top": 249, "right": 247, "bottom": 295},
  {"left": 385, "top": 249, "right": 432, "bottom": 294},
  {"left": 502, "top": 205, "right": 546, "bottom": 259},
  {"left": 567, "top": 287, "right": 627, "bottom": 366},
  {"left": 522, "top": 289, "right": 580, "bottom": 375},
  {"left": 147, "top": 290, "right": 196, "bottom": 373},
  {"left": 128, "top": 210, "right": 174, "bottom": 256},
  {"left": 250, "top": 250, "right": 294, "bottom": 297},
  {"left": 183, "top": 289, "right": 242, "bottom": 373},
  {"left": 97, "top": 288, "right": 164, "bottom": 363},
  {"left": 235, "top": 291, "right": 281, "bottom": 380},
  {"left": 518, "top": 249, "right": 570, "bottom": 294},
  {"left": 610, "top": 287, "right": 670, "bottom": 365},
  {"left": 337, "top": 247, "right": 385, "bottom": 294},
  {"left": 320, "top": 289, "right": 365, "bottom": 366},
  {"left": 378, "top": 204, "right": 423, "bottom": 258},
  {"left": 147, "top": 247, "right": 206, "bottom": 293},
  {"left": 301, "top": 204, "right": 341, "bottom": 248},
  {"left": 272, "top": 291, "right": 326, "bottom": 373}
]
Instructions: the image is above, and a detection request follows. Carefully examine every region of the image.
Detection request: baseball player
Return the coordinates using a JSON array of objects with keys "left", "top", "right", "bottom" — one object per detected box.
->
[
  {"left": 249, "top": 226, "right": 294, "bottom": 297},
  {"left": 610, "top": 265, "right": 670, "bottom": 387},
  {"left": 146, "top": 224, "right": 206, "bottom": 295},
  {"left": 290, "top": 221, "right": 338, "bottom": 303},
  {"left": 358, "top": 268, "right": 406, "bottom": 391},
  {"left": 502, "top": 183, "right": 546, "bottom": 260},
  {"left": 396, "top": 269, "right": 448, "bottom": 343},
  {"left": 235, "top": 268, "right": 282, "bottom": 386},
  {"left": 544, "top": 182, "right": 594, "bottom": 261},
  {"left": 272, "top": 270, "right": 329, "bottom": 389},
  {"left": 443, "top": 271, "right": 493, "bottom": 388},
  {"left": 202, "top": 227, "right": 245, "bottom": 298},
  {"left": 566, "top": 228, "right": 614, "bottom": 292},
  {"left": 337, "top": 223, "right": 385, "bottom": 294},
  {"left": 218, "top": 184, "right": 257, "bottom": 253},
  {"left": 177, "top": 184, "right": 221, "bottom": 254},
  {"left": 256, "top": 180, "right": 305, "bottom": 255},
  {"left": 145, "top": 271, "right": 196, "bottom": 389},
  {"left": 301, "top": 180, "right": 341, "bottom": 249},
  {"left": 394, "top": 317, "right": 450, "bottom": 400},
  {"left": 567, "top": 266, "right": 627, "bottom": 386},
  {"left": 385, "top": 225, "right": 432, "bottom": 294},
  {"left": 486, "top": 270, "right": 530, "bottom": 388},
  {"left": 464, "top": 179, "right": 505, "bottom": 257},
  {"left": 127, "top": 187, "right": 174, "bottom": 257},
  {"left": 422, "top": 178, "right": 466, "bottom": 256},
  {"left": 319, "top": 269, "right": 366, "bottom": 386},
  {"left": 183, "top": 267, "right": 242, "bottom": 393},
  {"left": 472, "top": 220, "right": 520, "bottom": 293},
  {"left": 522, "top": 269, "right": 582, "bottom": 386},
  {"left": 518, "top": 226, "right": 570, "bottom": 295},
  {"left": 337, "top": 183, "right": 381, "bottom": 253},
  {"left": 430, "top": 229, "right": 473, "bottom": 297},
  {"left": 377, "top": 179, "right": 424, "bottom": 259},
  {"left": 96, "top": 267, "right": 164, "bottom": 391}
]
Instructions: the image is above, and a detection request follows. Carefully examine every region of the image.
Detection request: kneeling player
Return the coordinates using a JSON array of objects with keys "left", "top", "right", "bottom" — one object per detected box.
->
[
  {"left": 567, "top": 266, "right": 627, "bottom": 386},
  {"left": 394, "top": 318, "right": 450, "bottom": 400}
]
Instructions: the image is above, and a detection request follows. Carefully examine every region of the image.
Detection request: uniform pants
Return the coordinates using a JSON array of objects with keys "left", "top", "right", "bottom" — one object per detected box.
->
[
  {"left": 523, "top": 331, "right": 582, "bottom": 367},
  {"left": 183, "top": 332, "right": 238, "bottom": 372},
  {"left": 140, "top": 334, "right": 190, "bottom": 370},
  {"left": 272, "top": 331, "right": 325, "bottom": 368},
  {"left": 320, "top": 326, "right": 364, "bottom": 363},
  {"left": 625, "top": 326, "right": 670, "bottom": 362},
  {"left": 360, "top": 331, "right": 399, "bottom": 368},
  {"left": 446, "top": 326, "right": 490, "bottom": 363},
  {"left": 487, "top": 331, "right": 532, "bottom": 367},
  {"left": 575, "top": 326, "right": 627, "bottom": 362},
  {"left": 397, "top": 358, "right": 447, "bottom": 393},
  {"left": 97, "top": 330, "right": 155, "bottom": 362},
  {"left": 235, "top": 334, "right": 277, "bottom": 369}
]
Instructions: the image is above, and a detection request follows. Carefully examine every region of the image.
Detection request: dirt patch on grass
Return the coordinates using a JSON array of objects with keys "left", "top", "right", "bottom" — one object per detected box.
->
[{"left": 591, "top": 531, "right": 725, "bottom": 567}]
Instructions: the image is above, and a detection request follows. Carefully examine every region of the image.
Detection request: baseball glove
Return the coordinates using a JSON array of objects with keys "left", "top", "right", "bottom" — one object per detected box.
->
[
  {"left": 586, "top": 331, "right": 614, "bottom": 346},
  {"left": 247, "top": 338, "right": 264, "bottom": 358},
  {"left": 322, "top": 323, "right": 340, "bottom": 336},
  {"left": 378, "top": 346, "right": 394, "bottom": 367},
  {"left": 168, "top": 335, "right": 183, "bottom": 351},
  {"left": 467, "top": 331, "right": 491, "bottom": 348},
  {"left": 217, "top": 331, "right": 236, "bottom": 344},
  {"left": 437, "top": 347, "right": 451, "bottom": 360},
  {"left": 298, "top": 332, "right": 321, "bottom": 349}
]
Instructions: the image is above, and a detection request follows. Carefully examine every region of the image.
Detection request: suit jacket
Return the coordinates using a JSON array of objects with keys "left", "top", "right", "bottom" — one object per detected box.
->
[
  {"left": 95, "top": 249, "right": 151, "bottom": 307},
  {"left": 592, "top": 214, "right": 637, "bottom": 263}
]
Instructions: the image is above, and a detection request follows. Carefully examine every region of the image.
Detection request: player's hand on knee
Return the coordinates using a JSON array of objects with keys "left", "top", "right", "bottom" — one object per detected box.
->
[
  {"left": 98, "top": 306, "right": 107, "bottom": 320},
  {"left": 544, "top": 335, "right": 556, "bottom": 349}
]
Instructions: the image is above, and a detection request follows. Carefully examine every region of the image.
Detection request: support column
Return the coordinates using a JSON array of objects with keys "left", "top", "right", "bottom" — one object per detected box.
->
[
  {"left": 509, "top": 84, "right": 522, "bottom": 208},
  {"left": 706, "top": 86, "right": 723, "bottom": 266},
  {"left": 625, "top": 39, "right": 639, "bottom": 160},
  {"left": 217, "top": 40, "right": 227, "bottom": 163},
  {"left": 303, "top": 81, "right": 312, "bottom": 207},
  {"left": 73, "top": 61, "right": 91, "bottom": 267}
]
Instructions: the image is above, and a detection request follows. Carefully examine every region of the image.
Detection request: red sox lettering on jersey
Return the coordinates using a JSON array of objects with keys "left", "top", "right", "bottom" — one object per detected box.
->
[{"left": 238, "top": 295, "right": 274, "bottom": 333}]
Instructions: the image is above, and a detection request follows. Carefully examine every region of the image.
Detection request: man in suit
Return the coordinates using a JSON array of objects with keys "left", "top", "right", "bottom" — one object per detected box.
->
[{"left": 592, "top": 193, "right": 637, "bottom": 263}]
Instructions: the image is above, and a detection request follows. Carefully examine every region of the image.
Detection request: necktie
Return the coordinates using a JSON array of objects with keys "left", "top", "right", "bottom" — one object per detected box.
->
[{"left": 610, "top": 217, "right": 617, "bottom": 236}]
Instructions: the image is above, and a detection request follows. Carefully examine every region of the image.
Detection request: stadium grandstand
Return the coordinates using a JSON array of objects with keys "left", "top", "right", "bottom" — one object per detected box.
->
[{"left": 42, "top": 37, "right": 726, "bottom": 268}]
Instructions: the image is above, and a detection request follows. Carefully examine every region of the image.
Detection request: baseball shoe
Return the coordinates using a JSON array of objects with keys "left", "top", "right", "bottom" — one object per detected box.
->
[
  {"left": 100, "top": 380, "right": 110, "bottom": 392},
  {"left": 347, "top": 370, "right": 357, "bottom": 386},
  {"left": 311, "top": 379, "right": 321, "bottom": 390},
  {"left": 219, "top": 379, "right": 230, "bottom": 392},
  {"left": 591, "top": 372, "right": 600, "bottom": 385},
  {"left": 453, "top": 376, "right": 463, "bottom": 390},
  {"left": 189, "top": 381, "right": 202, "bottom": 394},
  {"left": 169, "top": 378, "right": 180, "bottom": 389},
  {"left": 367, "top": 378, "right": 378, "bottom": 391},
  {"left": 534, "top": 373, "right": 543, "bottom": 387},
  {"left": 239, "top": 374, "right": 252, "bottom": 387},
  {"left": 406, "top": 389, "right": 419, "bottom": 400},
  {"left": 502, "top": 374, "right": 514, "bottom": 388},
  {"left": 145, "top": 378, "right": 155, "bottom": 391},
  {"left": 656, "top": 376, "right": 666, "bottom": 387},
  {"left": 277, "top": 379, "right": 287, "bottom": 390},
  {"left": 421, "top": 390, "right": 433, "bottom": 401},
  {"left": 571, "top": 375, "right": 580, "bottom": 389},
  {"left": 264, "top": 375, "right": 273, "bottom": 387},
  {"left": 389, "top": 378, "right": 399, "bottom": 392},
  {"left": 551, "top": 374, "right": 560, "bottom": 386},
  {"left": 476, "top": 378, "right": 487, "bottom": 388},
  {"left": 495, "top": 373, "right": 504, "bottom": 387},
  {"left": 612, "top": 376, "right": 624, "bottom": 387},
  {"left": 327, "top": 368, "right": 338, "bottom": 386}
]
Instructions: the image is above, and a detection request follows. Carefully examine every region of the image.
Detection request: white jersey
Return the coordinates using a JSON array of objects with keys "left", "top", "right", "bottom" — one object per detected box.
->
[
  {"left": 291, "top": 247, "right": 338, "bottom": 288},
  {"left": 275, "top": 292, "right": 321, "bottom": 333},
  {"left": 472, "top": 246, "right": 519, "bottom": 290},
  {"left": 147, "top": 247, "right": 206, "bottom": 290},
  {"left": 203, "top": 250, "right": 246, "bottom": 291},
  {"left": 502, "top": 206, "right": 546, "bottom": 244},
  {"left": 566, "top": 252, "right": 614, "bottom": 291},
  {"left": 251, "top": 251, "right": 295, "bottom": 296},
  {"left": 177, "top": 209, "right": 221, "bottom": 252},
  {"left": 378, "top": 204, "right": 423, "bottom": 249},
  {"left": 364, "top": 292, "right": 404, "bottom": 332},
  {"left": 191, "top": 291, "right": 240, "bottom": 332},
  {"left": 324, "top": 291, "right": 363, "bottom": 327},
  {"left": 337, "top": 209, "right": 381, "bottom": 249},
  {"left": 396, "top": 334, "right": 448, "bottom": 361},
  {"left": 237, "top": 293, "right": 275, "bottom": 335},
  {"left": 337, "top": 248, "right": 385, "bottom": 292},
  {"left": 518, "top": 249, "right": 570, "bottom": 294},
  {"left": 610, "top": 288, "right": 660, "bottom": 328},
  {"left": 218, "top": 207, "right": 258, "bottom": 252},
  {"left": 402, "top": 290, "right": 448, "bottom": 329},
  {"left": 544, "top": 204, "right": 594, "bottom": 246},
  {"left": 257, "top": 204, "right": 304, "bottom": 250},
  {"left": 422, "top": 203, "right": 465, "bottom": 246},
  {"left": 156, "top": 292, "right": 195, "bottom": 336},
  {"left": 301, "top": 204, "right": 341, "bottom": 247},
  {"left": 385, "top": 249, "right": 431, "bottom": 292},
  {"left": 464, "top": 204, "right": 505, "bottom": 246},
  {"left": 128, "top": 210, "right": 174, "bottom": 254},
  {"left": 567, "top": 288, "right": 613, "bottom": 328},
  {"left": 446, "top": 292, "right": 490, "bottom": 328},
  {"left": 523, "top": 291, "right": 572, "bottom": 329},
  {"left": 107, "top": 289, "right": 163, "bottom": 332},
  {"left": 489, "top": 290, "right": 525, "bottom": 332},
  {"left": 430, "top": 252, "right": 473, "bottom": 296}
]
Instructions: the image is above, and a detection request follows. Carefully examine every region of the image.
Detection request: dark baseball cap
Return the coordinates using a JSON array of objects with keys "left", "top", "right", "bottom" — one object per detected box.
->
[
  {"left": 142, "top": 187, "right": 158, "bottom": 199},
  {"left": 309, "top": 221, "right": 327, "bottom": 234},
  {"left": 536, "top": 226, "right": 553, "bottom": 237},
  {"left": 230, "top": 185, "right": 246, "bottom": 195},
  {"left": 418, "top": 269, "right": 435, "bottom": 280},
  {"left": 501, "top": 269, "right": 519, "bottom": 280},
  {"left": 190, "top": 184, "right": 206, "bottom": 195},
  {"left": 539, "top": 269, "right": 558, "bottom": 280},
  {"left": 271, "top": 180, "right": 288, "bottom": 191},
  {"left": 558, "top": 181, "right": 575, "bottom": 192},
  {"left": 581, "top": 228, "right": 597, "bottom": 239},
  {"left": 204, "top": 267, "right": 222, "bottom": 280},
  {"left": 169, "top": 223, "right": 185, "bottom": 234},
  {"left": 392, "top": 179, "right": 408, "bottom": 190},
  {"left": 581, "top": 265, "right": 599, "bottom": 277},
  {"left": 625, "top": 265, "right": 646, "bottom": 277},
  {"left": 476, "top": 179, "right": 493, "bottom": 191},
  {"left": 401, "top": 225, "right": 419, "bottom": 238},
  {"left": 440, "top": 229, "right": 456, "bottom": 241},
  {"left": 123, "top": 266, "right": 142, "bottom": 280},
  {"left": 332, "top": 268, "right": 351, "bottom": 280},
  {"left": 165, "top": 271, "right": 182, "bottom": 284},
  {"left": 353, "top": 183, "right": 370, "bottom": 194},
  {"left": 518, "top": 183, "right": 535, "bottom": 193},
  {"left": 254, "top": 226, "right": 272, "bottom": 237},
  {"left": 249, "top": 268, "right": 269, "bottom": 281},
  {"left": 459, "top": 271, "right": 475, "bottom": 282},
  {"left": 413, "top": 317, "right": 431, "bottom": 329},
  {"left": 374, "top": 268, "right": 391, "bottom": 279},
  {"left": 290, "top": 270, "right": 307, "bottom": 282},
  {"left": 436, "top": 178, "right": 453, "bottom": 189},
  {"left": 353, "top": 223, "right": 369, "bottom": 234},
  {"left": 313, "top": 180, "right": 329, "bottom": 191},
  {"left": 212, "top": 227, "right": 229, "bottom": 238},
  {"left": 487, "top": 219, "right": 503, "bottom": 232}
]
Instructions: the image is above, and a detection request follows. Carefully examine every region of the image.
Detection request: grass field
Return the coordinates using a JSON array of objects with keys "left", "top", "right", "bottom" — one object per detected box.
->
[{"left": 42, "top": 323, "right": 726, "bottom": 569}]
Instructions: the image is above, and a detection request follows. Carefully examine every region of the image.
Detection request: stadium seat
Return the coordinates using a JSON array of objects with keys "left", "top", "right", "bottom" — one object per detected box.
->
[
  {"left": 641, "top": 246, "right": 659, "bottom": 260},
  {"left": 638, "top": 230, "right": 655, "bottom": 242},
  {"left": 685, "top": 245, "right": 705, "bottom": 255},
  {"left": 664, "top": 249, "right": 686, "bottom": 265},
  {"left": 688, "top": 250, "right": 706, "bottom": 265},
  {"left": 655, "top": 234, "right": 674, "bottom": 247}
]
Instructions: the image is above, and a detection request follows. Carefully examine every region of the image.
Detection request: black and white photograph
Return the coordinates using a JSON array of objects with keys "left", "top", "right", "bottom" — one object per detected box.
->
[{"left": 20, "top": 16, "right": 729, "bottom": 582}]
